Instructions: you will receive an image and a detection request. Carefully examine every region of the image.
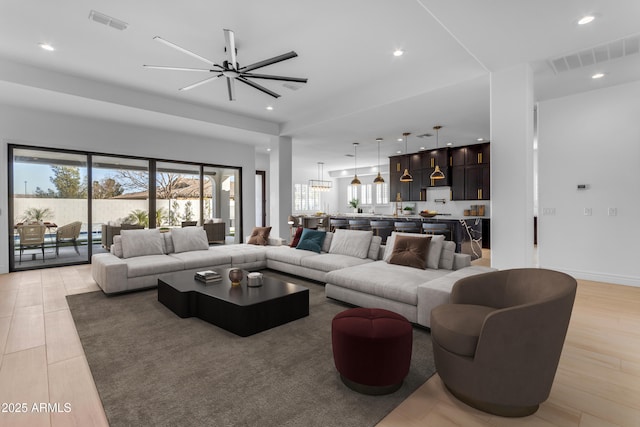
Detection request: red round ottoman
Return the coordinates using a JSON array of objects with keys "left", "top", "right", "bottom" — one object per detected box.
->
[{"left": 331, "top": 307, "right": 413, "bottom": 395}]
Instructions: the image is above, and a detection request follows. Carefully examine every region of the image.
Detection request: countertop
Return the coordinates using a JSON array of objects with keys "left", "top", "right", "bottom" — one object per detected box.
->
[{"left": 327, "top": 214, "right": 489, "bottom": 221}]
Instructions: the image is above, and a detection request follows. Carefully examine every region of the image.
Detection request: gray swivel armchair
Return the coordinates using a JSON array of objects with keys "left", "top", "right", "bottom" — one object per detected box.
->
[{"left": 430, "top": 268, "right": 577, "bottom": 417}]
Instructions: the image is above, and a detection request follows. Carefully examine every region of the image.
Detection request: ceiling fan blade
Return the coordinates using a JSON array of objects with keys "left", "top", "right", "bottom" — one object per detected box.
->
[
  {"left": 223, "top": 29, "right": 237, "bottom": 70},
  {"left": 179, "top": 74, "right": 223, "bottom": 91},
  {"left": 143, "top": 65, "right": 218, "bottom": 72},
  {"left": 237, "top": 77, "right": 280, "bottom": 98},
  {"left": 239, "top": 51, "right": 298, "bottom": 72},
  {"left": 226, "top": 77, "right": 236, "bottom": 101},
  {"left": 241, "top": 72, "right": 307, "bottom": 83},
  {"left": 153, "top": 36, "right": 216, "bottom": 66}
]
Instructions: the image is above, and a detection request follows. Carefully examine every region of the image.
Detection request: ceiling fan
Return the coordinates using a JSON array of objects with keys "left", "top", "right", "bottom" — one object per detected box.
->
[{"left": 143, "top": 29, "right": 308, "bottom": 101}]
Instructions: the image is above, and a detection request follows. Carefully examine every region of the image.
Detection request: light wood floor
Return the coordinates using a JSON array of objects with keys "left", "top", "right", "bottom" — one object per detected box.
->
[{"left": 0, "top": 261, "right": 638, "bottom": 427}]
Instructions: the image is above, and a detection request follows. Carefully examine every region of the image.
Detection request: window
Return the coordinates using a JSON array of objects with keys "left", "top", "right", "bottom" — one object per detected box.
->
[
  {"left": 294, "top": 184, "right": 321, "bottom": 212},
  {"left": 361, "top": 184, "right": 372, "bottom": 205},
  {"left": 376, "top": 183, "right": 389, "bottom": 204}
]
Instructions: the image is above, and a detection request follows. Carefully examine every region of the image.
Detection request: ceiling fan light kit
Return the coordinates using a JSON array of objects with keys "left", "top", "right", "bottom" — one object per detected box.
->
[{"left": 144, "top": 29, "right": 307, "bottom": 101}]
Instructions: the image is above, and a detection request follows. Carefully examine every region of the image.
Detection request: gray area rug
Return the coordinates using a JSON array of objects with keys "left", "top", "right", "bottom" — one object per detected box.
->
[{"left": 67, "top": 270, "right": 435, "bottom": 427}]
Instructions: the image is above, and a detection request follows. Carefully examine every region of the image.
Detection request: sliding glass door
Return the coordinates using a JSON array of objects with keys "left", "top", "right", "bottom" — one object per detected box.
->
[{"left": 10, "top": 148, "right": 89, "bottom": 269}]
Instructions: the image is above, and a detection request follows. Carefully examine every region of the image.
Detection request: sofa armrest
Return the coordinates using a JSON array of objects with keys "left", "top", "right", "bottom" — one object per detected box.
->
[
  {"left": 268, "top": 237, "right": 285, "bottom": 246},
  {"left": 91, "top": 253, "right": 129, "bottom": 294},
  {"left": 417, "top": 266, "right": 497, "bottom": 327},
  {"left": 452, "top": 253, "right": 471, "bottom": 270}
]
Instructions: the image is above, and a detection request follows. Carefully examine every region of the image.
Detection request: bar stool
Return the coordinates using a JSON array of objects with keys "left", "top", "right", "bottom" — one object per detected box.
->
[
  {"left": 422, "top": 223, "right": 451, "bottom": 240},
  {"left": 330, "top": 219, "right": 349, "bottom": 232},
  {"left": 370, "top": 220, "right": 394, "bottom": 244},
  {"left": 348, "top": 219, "right": 371, "bottom": 231},
  {"left": 287, "top": 215, "right": 301, "bottom": 239},
  {"left": 394, "top": 221, "right": 420, "bottom": 234}
]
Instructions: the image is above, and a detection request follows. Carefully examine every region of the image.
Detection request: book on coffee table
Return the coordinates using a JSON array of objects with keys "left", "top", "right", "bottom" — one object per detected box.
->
[{"left": 195, "top": 270, "right": 222, "bottom": 283}]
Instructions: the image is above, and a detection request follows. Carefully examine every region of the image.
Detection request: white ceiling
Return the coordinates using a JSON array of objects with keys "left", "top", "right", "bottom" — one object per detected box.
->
[{"left": 0, "top": 0, "right": 638, "bottom": 173}]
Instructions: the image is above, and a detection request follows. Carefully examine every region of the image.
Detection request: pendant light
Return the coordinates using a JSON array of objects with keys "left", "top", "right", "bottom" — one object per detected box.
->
[
  {"left": 350, "top": 142, "right": 361, "bottom": 185},
  {"left": 309, "top": 162, "right": 332, "bottom": 191},
  {"left": 373, "top": 138, "right": 385, "bottom": 184},
  {"left": 430, "top": 125, "right": 445, "bottom": 180},
  {"left": 399, "top": 132, "right": 413, "bottom": 182}
]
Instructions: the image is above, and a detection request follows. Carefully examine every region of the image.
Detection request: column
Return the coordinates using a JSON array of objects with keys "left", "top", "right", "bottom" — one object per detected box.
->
[
  {"left": 490, "top": 64, "right": 535, "bottom": 269},
  {"left": 269, "top": 136, "right": 293, "bottom": 240}
]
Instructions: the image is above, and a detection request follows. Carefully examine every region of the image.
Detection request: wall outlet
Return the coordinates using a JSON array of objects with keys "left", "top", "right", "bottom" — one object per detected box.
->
[
  {"left": 608, "top": 207, "right": 617, "bottom": 216},
  {"left": 542, "top": 208, "right": 556, "bottom": 216},
  {"left": 584, "top": 208, "right": 592, "bottom": 216}
]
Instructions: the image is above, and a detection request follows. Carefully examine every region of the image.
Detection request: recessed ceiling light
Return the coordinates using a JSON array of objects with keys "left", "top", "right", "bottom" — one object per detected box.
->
[
  {"left": 393, "top": 49, "right": 404, "bottom": 57},
  {"left": 592, "top": 72, "right": 605, "bottom": 79},
  {"left": 578, "top": 15, "right": 595, "bottom": 25},
  {"left": 476, "top": 137, "right": 484, "bottom": 142},
  {"left": 396, "top": 150, "right": 402, "bottom": 154},
  {"left": 39, "top": 43, "right": 55, "bottom": 51},
  {"left": 266, "top": 105, "right": 274, "bottom": 110},
  {"left": 266, "top": 148, "right": 272, "bottom": 152},
  {"left": 446, "top": 142, "right": 453, "bottom": 146},
  {"left": 420, "top": 146, "right": 426, "bottom": 150},
  {"left": 397, "top": 138, "right": 403, "bottom": 142}
]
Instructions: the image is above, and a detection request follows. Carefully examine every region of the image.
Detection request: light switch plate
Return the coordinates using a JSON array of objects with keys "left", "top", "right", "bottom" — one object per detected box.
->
[
  {"left": 542, "top": 208, "right": 556, "bottom": 216},
  {"left": 584, "top": 208, "right": 592, "bottom": 216},
  {"left": 608, "top": 207, "right": 617, "bottom": 216}
]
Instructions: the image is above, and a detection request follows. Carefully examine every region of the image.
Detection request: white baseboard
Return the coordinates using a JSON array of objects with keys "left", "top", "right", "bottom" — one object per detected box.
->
[{"left": 550, "top": 267, "right": 640, "bottom": 288}]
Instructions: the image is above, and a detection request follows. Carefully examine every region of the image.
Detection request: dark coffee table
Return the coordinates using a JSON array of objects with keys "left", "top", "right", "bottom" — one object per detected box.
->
[{"left": 157, "top": 268, "right": 309, "bottom": 337}]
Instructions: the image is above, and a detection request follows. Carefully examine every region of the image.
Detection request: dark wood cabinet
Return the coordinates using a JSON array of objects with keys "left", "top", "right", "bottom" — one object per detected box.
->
[{"left": 390, "top": 143, "right": 489, "bottom": 202}]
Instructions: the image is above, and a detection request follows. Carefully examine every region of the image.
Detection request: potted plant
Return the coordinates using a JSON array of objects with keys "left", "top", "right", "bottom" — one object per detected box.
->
[
  {"left": 403, "top": 206, "right": 414, "bottom": 215},
  {"left": 348, "top": 199, "right": 359, "bottom": 213}
]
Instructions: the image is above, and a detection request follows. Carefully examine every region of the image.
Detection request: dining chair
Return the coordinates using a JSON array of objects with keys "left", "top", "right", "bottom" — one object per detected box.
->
[
  {"left": 17, "top": 224, "right": 47, "bottom": 263},
  {"left": 55, "top": 221, "right": 82, "bottom": 256}
]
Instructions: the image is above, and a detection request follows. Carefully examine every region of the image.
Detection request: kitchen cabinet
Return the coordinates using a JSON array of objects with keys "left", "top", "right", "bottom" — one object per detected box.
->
[
  {"left": 464, "top": 166, "right": 490, "bottom": 200},
  {"left": 450, "top": 143, "right": 490, "bottom": 201}
]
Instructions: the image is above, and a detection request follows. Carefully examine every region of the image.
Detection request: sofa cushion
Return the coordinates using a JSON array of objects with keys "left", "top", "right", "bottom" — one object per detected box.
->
[
  {"left": 388, "top": 235, "right": 431, "bottom": 269},
  {"left": 325, "top": 261, "right": 449, "bottom": 306},
  {"left": 384, "top": 233, "right": 445, "bottom": 269},
  {"left": 223, "top": 244, "right": 268, "bottom": 265},
  {"left": 162, "top": 232, "right": 175, "bottom": 254},
  {"left": 168, "top": 249, "right": 231, "bottom": 269},
  {"left": 266, "top": 246, "right": 318, "bottom": 266},
  {"left": 329, "top": 229, "right": 373, "bottom": 259},
  {"left": 121, "top": 229, "right": 164, "bottom": 259},
  {"left": 125, "top": 254, "right": 184, "bottom": 278},
  {"left": 247, "top": 226, "right": 272, "bottom": 245},
  {"left": 290, "top": 227, "right": 303, "bottom": 247},
  {"left": 171, "top": 227, "right": 209, "bottom": 253},
  {"left": 367, "top": 235, "right": 382, "bottom": 260},
  {"left": 322, "top": 232, "right": 333, "bottom": 253},
  {"left": 430, "top": 304, "right": 498, "bottom": 357},
  {"left": 111, "top": 235, "right": 124, "bottom": 258},
  {"left": 300, "top": 253, "right": 373, "bottom": 273},
  {"left": 439, "top": 241, "right": 456, "bottom": 270},
  {"left": 296, "top": 229, "right": 326, "bottom": 253}
]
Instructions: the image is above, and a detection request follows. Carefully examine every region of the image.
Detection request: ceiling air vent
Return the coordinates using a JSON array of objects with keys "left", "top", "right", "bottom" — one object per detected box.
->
[
  {"left": 547, "top": 34, "right": 640, "bottom": 74},
  {"left": 89, "top": 10, "right": 128, "bottom": 31},
  {"left": 416, "top": 133, "right": 433, "bottom": 138}
]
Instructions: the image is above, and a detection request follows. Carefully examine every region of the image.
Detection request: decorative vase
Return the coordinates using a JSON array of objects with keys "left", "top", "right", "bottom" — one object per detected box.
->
[{"left": 228, "top": 269, "right": 243, "bottom": 285}]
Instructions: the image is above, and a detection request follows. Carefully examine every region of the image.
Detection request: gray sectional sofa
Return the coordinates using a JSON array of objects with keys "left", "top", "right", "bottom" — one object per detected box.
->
[{"left": 91, "top": 227, "right": 494, "bottom": 328}]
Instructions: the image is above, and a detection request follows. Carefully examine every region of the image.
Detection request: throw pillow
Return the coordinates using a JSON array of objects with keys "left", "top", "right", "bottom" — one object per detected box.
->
[
  {"left": 296, "top": 229, "right": 326, "bottom": 253},
  {"left": 388, "top": 235, "right": 431, "bottom": 269},
  {"left": 110, "top": 235, "right": 123, "bottom": 258},
  {"left": 120, "top": 229, "right": 164, "bottom": 259},
  {"left": 322, "top": 231, "right": 333, "bottom": 253},
  {"left": 171, "top": 227, "right": 209, "bottom": 253},
  {"left": 384, "top": 232, "right": 445, "bottom": 269},
  {"left": 328, "top": 229, "right": 373, "bottom": 259},
  {"left": 439, "top": 241, "right": 456, "bottom": 270},
  {"left": 248, "top": 226, "right": 272, "bottom": 245},
  {"left": 290, "top": 227, "right": 303, "bottom": 247}
]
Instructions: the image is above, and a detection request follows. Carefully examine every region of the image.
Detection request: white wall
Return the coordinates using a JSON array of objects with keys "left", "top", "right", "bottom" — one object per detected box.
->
[
  {"left": 538, "top": 81, "right": 640, "bottom": 287},
  {"left": 0, "top": 104, "right": 258, "bottom": 273}
]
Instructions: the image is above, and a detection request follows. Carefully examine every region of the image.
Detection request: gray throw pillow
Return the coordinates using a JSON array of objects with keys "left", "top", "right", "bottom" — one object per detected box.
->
[
  {"left": 328, "top": 229, "right": 373, "bottom": 259},
  {"left": 171, "top": 227, "right": 209, "bottom": 253},
  {"left": 121, "top": 229, "right": 164, "bottom": 259}
]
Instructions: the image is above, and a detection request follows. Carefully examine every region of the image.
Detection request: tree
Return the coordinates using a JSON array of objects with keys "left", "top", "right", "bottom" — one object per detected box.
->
[
  {"left": 92, "top": 178, "right": 124, "bottom": 199},
  {"left": 116, "top": 171, "right": 181, "bottom": 199},
  {"left": 22, "top": 207, "right": 53, "bottom": 223},
  {"left": 34, "top": 187, "right": 56, "bottom": 198},
  {"left": 155, "top": 207, "right": 167, "bottom": 227},
  {"left": 183, "top": 201, "right": 194, "bottom": 221},
  {"left": 169, "top": 200, "right": 181, "bottom": 226},
  {"left": 50, "top": 166, "right": 87, "bottom": 198},
  {"left": 124, "top": 209, "right": 148, "bottom": 228}
]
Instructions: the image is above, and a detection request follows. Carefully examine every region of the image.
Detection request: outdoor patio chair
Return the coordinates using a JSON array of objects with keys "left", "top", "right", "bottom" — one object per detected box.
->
[
  {"left": 56, "top": 221, "right": 82, "bottom": 256},
  {"left": 17, "top": 224, "right": 46, "bottom": 263}
]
